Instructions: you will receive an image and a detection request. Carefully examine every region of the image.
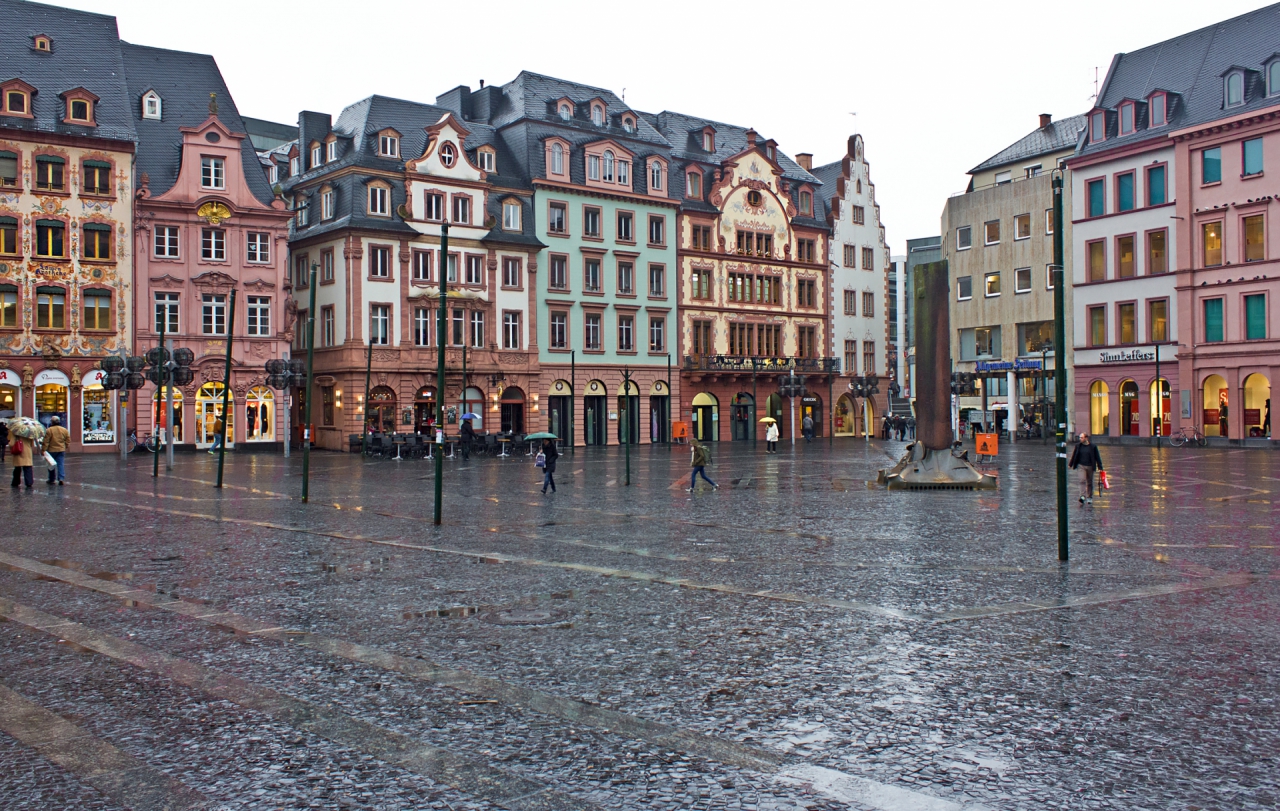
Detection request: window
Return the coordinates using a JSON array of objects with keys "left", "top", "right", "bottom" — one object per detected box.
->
[
  {"left": 1146, "top": 165, "right": 1166, "bottom": 206},
  {"left": 548, "top": 202, "right": 567, "bottom": 234},
  {"left": 35, "top": 157, "right": 64, "bottom": 191},
  {"left": 956, "top": 226, "right": 972, "bottom": 250},
  {"left": 546, "top": 311, "right": 567, "bottom": 350},
  {"left": 1243, "top": 138, "right": 1263, "bottom": 177},
  {"left": 852, "top": 205, "right": 865, "bottom": 225},
  {"left": 1014, "top": 213, "right": 1031, "bottom": 240},
  {"left": 202, "top": 294, "right": 226, "bottom": 335},
  {"left": 1273, "top": 63, "right": 1280, "bottom": 97},
  {"left": 1117, "top": 172, "right": 1135, "bottom": 212},
  {"left": 1087, "top": 179, "right": 1104, "bottom": 217},
  {"left": 591, "top": 105, "right": 603, "bottom": 126},
  {"left": 246, "top": 296, "right": 271, "bottom": 336},
  {"left": 294, "top": 254, "right": 309, "bottom": 288},
  {"left": 466, "top": 255, "right": 483, "bottom": 285},
  {"left": 1047, "top": 264, "right": 1058, "bottom": 289},
  {"left": 307, "top": 144, "right": 319, "bottom": 167},
  {"left": 1046, "top": 209, "right": 1054, "bottom": 235},
  {"left": 584, "top": 258, "right": 601, "bottom": 292},
  {"left": 1245, "top": 214, "right": 1265, "bottom": 262},
  {"left": 290, "top": 155, "right": 299, "bottom": 176},
  {"left": 1149, "top": 299, "right": 1168, "bottom": 343},
  {"left": 0, "top": 216, "right": 14, "bottom": 255},
  {"left": 326, "top": 141, "right": 337, "bottom": 163},
  {"left": 797, "top": 239, "right": 816, "bottom": 262},
  {"left": 370, "top": 245, "right": 391, "bottom": 277},
  {"left": 686, "top": 171, "right": 702, "bottom": 199},
  {"left": 81, "top": 223, "right": 110, "bottom": 260},
  {"left": 1025, "top": 164, "right": 1043, "bottom": 179},
  {"left": 797, "top": 279, "right": 816, "bottom": 308},
  {"left": 549, "top": 255, "right": 567, "bottom": 290},
  {"left": 558, "top": 103, "right": 571, "bottom": 121},
  {"left": 2, "top": 285, "right": 21, "bottom": 325},
  {"left": 1202, "top": 147, "right": 1222, "bottom": 184},
  {"left": 0, "top": 151, "right": 16, "bottom": 187},
  {"left": 322, "top": 249, "right": 335, "bottom": 283},
  {"left": 617, "top": 261, "right": 633, "bottom": 295},
  {"left": 692, "top": 225, "right": 712, "bottom": 250},
  {"left": 1202, "top": 221, "right": 1223, "bottom": 267},
  {"left": 1088, "top": 240, "right": 1106, "bottom": 282},
  {"left": 503, "top": 257, "right": 521, "bottom": 288},
  {"left": 796, "top": 326, "right": 817, "bottom": 358},
  {"left": 603, "top": 151, "right": 614, "bottom": 182},
  {"left": 617, "top": 211, "right": 633, "bottom": 241},
  {"left": 617, "top": 315, "right": 633, "bottom": 352},
  {"left": 995, "top": 171, "right": 1012, "bottom": 186},
  {"left": 452, "top": 195, "right": 470, "bottom": 223},
  {"left": 844, "top": 290, "right": 855, "bottom": 315},
  {"left": 503, "top": 200, "right": 521, "bottom": 231},
  {"left": 201, "top": 157, "right": 225, "bottom": 189},
  {"left": 5, "top": 89, "right": 29, "bottom": 115},
  {"left": 477, "top": 149, "right": 494, "bottom": 172},
  {"left": 798, "top": 190, "right": 812, "bottom": 215},
  {"left": 583, "top": 207, "right": 600, "bottom": 237},
  {"left": 550, "top": 142, "right": 565, "bottom": 175},
  {"left": 82, "top": 290, "right": 111, "bottom": 329},
  {"left": 246, "top": 232, "right": 270, "bottom": 263},
  {"left": 1117, "top": 235, "right": 1135, "bottom": 278},
  {"left": 957, "top": 276, "right": 972, "bottom": 300},
  {"left": 1015, "top": 267, "right": 1032, "bottom": 293},
  {"left": 648, "top": 263, "right": 665, "bottom": 297},
  {"left": 974, "top": 329, "right": 999, "bottom": 358},
  {"left": 623, "top": 116, "right": 635, "bottom": 133},
  {"left": 323, "top": 307, "right": 336, "bottom": 347},
  {"left": 1150, "top": 93, "right": 1167, "bottom": 127},
  {"left": 1090, "top": 110, "right": 1105, "bottom": 142},
  {"left": 1226, "top": 72, "right": 1244, "bottom": 107},
  {"left": 82, "top": 160, "right": 111, "bottom": 195},
  {"left": 1119, "top": 302, "right": 1136, "bottom": 345},
  {"left": 447, "top": 254, "right": 458, "bottom": 283},
  {"left": 648, "top": 216, "right": 665, "bottom": 245},
  {"left": 413, "top": 308, "right": 431, "bottom": 346},
  {"left": 321, "top": 190, "right": 334, "bottom": 220},
  {"left": 35, "top": 287, "right": 65, "bottom": 329},
  {"left": 619, "top": 158, "right": 630, "bottom": 186},
  {"left": 370, "top": 304, "right": 390, "bottom": 345},
  {"left": 424, "top": 193, "right": 443, "bottom": 221},
  {"left": 862, "top": 247, "right": 874, "bottom": 270},
  {"left": 649, "top": 317, "right": 664, "bottom": 352},
  {"left": 34, "top": 220, "right": 64, "bottom": 257},
  {"left": 450, "top": 309, "right": 463, "bottom": 345},
  {"left": 984, "top": 271, "right": 1000, "bottom": 297},
  {"left": 439, "top": 143, "right": 456, "bottom": 167},
  {"left": 369, "top": 186, "right": 389, "bottom": 216},
  {"left": 862, "top": 291, "right": 875, "bottom": 316},
  {"left": 67, "top": 98, "right": 91, "bottom": 123},
  {"left": 294, "top": 198, "right": 308, "bottom": 227},
  {"left": 1088, "top": 306, "right": 1106, "bottom": 347},
  {"left": 1245, "top": 294, "right": 1267, "bottom": 340},
  {"left": 862, "top": 341, "right": 876, "bottom": 375},
  {"left": 140, "top": 90, "right": 161, "bottom": 119},
  {"left": 1148, "top": 230, "right": 1168, "bottom": 274},
  {"left": 470, "top": 311, "right": 485, "bottom": 348},
  {"left": 691, "top": 268, "right": 712, "bottom": 300},
  {"left": 379, "top": 135, "right": 398, "bottom": 157},
  {"left": 844, "top": 340, "right": 856, "bottom": 375},
  {"left": 650, "top": 161, "right": 664, "bottom": 190},
  {"left": 843, "top": 244, "right": 856, "bottom": 267},
  {"left": 412, "top": 250, "right": 431, "bottom": 282},
  {"left": 1204, "top": 298, "right": 1224, "bottom": 342},
  {"left": 584, "top": 313, "right": 601, "bottom": 349},
  {"left": 588, "top": 154, "right": 600, "bottom": 181},
  {"left": 702, "top": 131, "right": 714, "bottom": 152},
  {"left": 1120, "top": 103, "right": 1134, "bottom": 135}
]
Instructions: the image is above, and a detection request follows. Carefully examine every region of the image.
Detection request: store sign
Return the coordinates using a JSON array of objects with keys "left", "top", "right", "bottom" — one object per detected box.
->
[
  {"left": 34, "top": 369, "right": 70, "bottom": 387},
  {"left": 976, "top": 359, "right": 1041, "bottom": 372},
  {"left": 1079, "top": 345, "right": 1177, "bottom": 366},
  {"left": 0, "top": 369, "right": 19, "bottom": 387},
  {"left": 82, "top": 369, "right": 106, "bottom": 387},
  {"left": 84, "top": 429, "right": 115, "bottom": 442}
]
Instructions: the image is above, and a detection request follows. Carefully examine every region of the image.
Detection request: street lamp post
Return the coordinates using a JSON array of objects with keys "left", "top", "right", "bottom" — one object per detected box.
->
[
  {"left": 1052, "top": 170, "right": 1069, "bottom": 562},
  {"left": 622, "top": 365, "right": 632, "bottom": 486},
  {"left": 433, "top": 223, "right": 450, "bottom": 525},
  {"left": 215, "top": 290, "right": 237, "bottom": 488},
  {"left": 301, "top": 265, "right": 318, "bottom": 503}
]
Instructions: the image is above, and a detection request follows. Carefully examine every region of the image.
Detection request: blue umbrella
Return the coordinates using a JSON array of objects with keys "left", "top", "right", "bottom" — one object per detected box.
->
[{"left": 461, "top": 413, "right": 480, "bottom": 420}]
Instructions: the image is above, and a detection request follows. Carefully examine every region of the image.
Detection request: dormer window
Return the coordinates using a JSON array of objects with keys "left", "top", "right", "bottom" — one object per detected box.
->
[
  {"left": 1270, "top": 62, "right": 1280, "bottom": 97},
  {"left": 309, "top": 143, "right": 321, "bottom": 168},
  {"left": 558, "top": 103, "right": 572, "bottom": 120},
  {"left": 33, "top": 36, "right": 51, "bottom": 52},
  {"left": 1150, "top": 92, "right": 1167, "bottom": 127},
  {"left": 650, "top": 161, "right": 663, "bottom": 191},
  {"left": 4, "top": 90, "right": 28, "bottom": 115},
  {"left": 60, "top": 89, "right": 98, "bottom": 126},
  {"left": 477, "top": 147, "right": 495, "bottom": 172},
  {"left": 1090, "top": 110, "right": 1105, "bottom": 142},
  {"left": 603, "top": 151, "right": 615, "bottom": 182},
  {"left": 439, "top": 142, "right": 456, "bottom": 168},
  {"left": 290, "top": 155, "right": 300, "bottom": 176},
  {"left": 142, "top": 91, "right": 162, "bottom": 120},
  {"left": 702, "top": 130, "right": 714, "bottom": 152},
  {"left": 326, "top": 139, "right": 338, "bottom": 163},
  {"left": 622, "top": 116, "right": 635, "bottom": 133},
  {"left": 686, "top": 170, "right": 702, "bottom": 199},
  {"left": 550, "top": 142, "right": 565, "bottom": 175},
  {"left": 618, "top": 158, "right": 629, "bottom": 185},
  {"left": 379, "top": 134, "right": 399, "bottom": 157},
  {"left": 1226, "top": 71, "right": 1245, "bottom": 107},
  {"left": 70, "top": 100, "right": 90, "bottom": 121},
  {"left": 201, "top": 157, "right": 225, "bottom": 190},
  {"left": 1119, "top": 102, "right": 1134, "bottom": 135},
  {"left": 591, "top": 104, "right": 604, "bottom": 126},
  {"left": 502, "top": 199, "right": 521, "bottom": 231},
  {"left": 588, "top": 154, "right": 599, "bottom": 180},
  {"left": 799, "top": 189, "right": 812, "bottom": 216}
]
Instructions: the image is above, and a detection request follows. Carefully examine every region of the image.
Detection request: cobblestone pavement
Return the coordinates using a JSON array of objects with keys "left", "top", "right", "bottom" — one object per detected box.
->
[{"left": 0, "top": 438, "right": 1276, "bottom": 810}]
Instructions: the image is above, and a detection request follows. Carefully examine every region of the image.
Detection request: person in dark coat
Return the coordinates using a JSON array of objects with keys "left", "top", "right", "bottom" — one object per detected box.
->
[
  {"left": 460, "top": 418, "right": 477, "bottom": 460},
  {"left": 539, "top": 438, "right": 558, "bottom": 494},
  {"left": 0, "top": 421, "right": 7, "bottom": 464},
  {"left": 1068, "top": 433, "right": 1104, "bottom": 504}
]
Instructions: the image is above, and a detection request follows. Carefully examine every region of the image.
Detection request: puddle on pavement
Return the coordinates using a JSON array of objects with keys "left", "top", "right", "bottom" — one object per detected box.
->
[
  {"left": 39, "top": 559, "right": 135, "bottom": 582},
  {"left": 55, "top": 639, "right": 96, "bottom": 655},
  {"left": 404, "top": 605, "right": 482, "bottom": 620},
  {"left": 320, "top": 557, "right": 394, "bottom": 575}
]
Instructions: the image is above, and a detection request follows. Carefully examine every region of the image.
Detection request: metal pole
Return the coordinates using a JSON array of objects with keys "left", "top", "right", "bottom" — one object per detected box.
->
[
  {"left": 462, "top": 339, "right": 467, "bottom": 419},
  {"left": 623, "top": 366, "right": 631, "bottom": 486},
  {"left": 165, "top": 337, "right": 175, "bottom": 470},
  {"left": 116, "top": 389, "right": 125, "bottom": 461},
  {"left": 828, "top": 370, "right": 833, "bottom": 447},
  {"left": 1154, "top": 344, "right": 1161, "bottom": 447},
  {"left": 283, "top": 371, "right": 290, "bottom": 458},
  {"left": 570, "top": 350, "right": 576, "bottom": 454},
  {"left": 301, "top": 268, "right": 317, "bottom": 502},
  {"left": 154, "top": 317, "right": 164, "bottom": 478},
  {"left": 1052, "top": 171, "right": 1069, "bottom": 562},
  {"left": 216, "top": 289, "right": 236, "bottom": 488},
  {"left": 361, "top": 334, "right": 373, "bottom": 456},
  {"left": 789, "top": 368, "right": 796, "bottom": 446},
  {"left": 433, "top": 224, "right": 449, "bottom": 525},
  {"left": 751, "top": 359, "right": 757, "bottom": 445},
  {"left": 666, "top": 352, "right": 672, "bottom": 446}
]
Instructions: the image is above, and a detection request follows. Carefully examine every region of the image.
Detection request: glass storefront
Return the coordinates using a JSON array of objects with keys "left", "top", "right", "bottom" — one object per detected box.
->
[
  {"left": 152, "top": 386, "right": 185, "bottom": 443},
  {"left": 196, "top": 382, "right": 233, "bottom": 447},
  {"left": 0, "top": 384, "right": 17, "bottom": 420},
  {"left": 245, "top": 386, "right": 274, "bottom": 441},
  {"left": 81, "top": 384, "right": 115, "bottom": 443},
  {"left": 35, "top": 383, "right": 68, "bottom": 429}
]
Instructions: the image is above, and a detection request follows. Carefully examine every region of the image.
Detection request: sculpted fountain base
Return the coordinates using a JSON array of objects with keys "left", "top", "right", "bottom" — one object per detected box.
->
[{"left": 877, "top": 442, "right": 997, "bottom": 491}]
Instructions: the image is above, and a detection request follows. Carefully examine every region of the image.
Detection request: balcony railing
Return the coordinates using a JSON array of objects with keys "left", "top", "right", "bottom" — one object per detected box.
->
[{"left": 683, "top": 355, "right": 841, "bottom": 374}]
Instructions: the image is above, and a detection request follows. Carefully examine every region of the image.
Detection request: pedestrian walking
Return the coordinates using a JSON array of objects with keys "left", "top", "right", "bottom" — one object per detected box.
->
[
  {"left": 0, "top": 420, "right": 7, "bottom": 464},
  {"left": 765, "top": 421, "right": 779, "bottom": 453},
  {"left": 906, "top": 416, "right": 916, "bottom": 440},
  {"left": 538, "top": 437, "right": 558, "bottom": 494},
  {"left": 1218, "top": 400, "right": 1229, "bottom": 438},
  {"left": 43, "top": 416, "right": 69, "bottom": 485},
  {"left": 208, "top": 411, "right": 226, "bottom": 455},
  {"left": 9, "top": 431, "right": 33, "bottom": 489},
  {"left": 802, "top": 414, "right": 814, "bottom": 443},
  {"left": 1264, "top": 398, "right": 1271, "bottom": 437},
  {"left": 687, "top": 437, "right": 718, "bottom": 491},
  {"left": 1068, "top": 433, "right": 1104, "bottom": 505},
  {"left": 460, "top": 418, "right": 477, "bottom": 460}
]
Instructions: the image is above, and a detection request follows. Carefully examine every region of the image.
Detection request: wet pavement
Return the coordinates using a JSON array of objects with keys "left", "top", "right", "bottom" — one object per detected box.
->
[{"left": 0, "top": 437, "right": 1276, "bottom": 810}]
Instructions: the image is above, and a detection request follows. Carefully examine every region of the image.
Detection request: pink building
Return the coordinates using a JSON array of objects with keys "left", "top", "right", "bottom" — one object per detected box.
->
[
  {"left": 1174, "top": 97, "right": 1278, "bottom": 442},
  {"left": 126, "top": 45, "right": 292, "bottom": 448}
]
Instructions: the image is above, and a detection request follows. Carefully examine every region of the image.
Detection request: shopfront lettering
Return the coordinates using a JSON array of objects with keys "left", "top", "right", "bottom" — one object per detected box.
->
[
  {"left": 976, "top": 359, "right": 1041, "bottom": 372},
  {"left": 1100, "top": 349, "right": 1156, "bottom": 364}
]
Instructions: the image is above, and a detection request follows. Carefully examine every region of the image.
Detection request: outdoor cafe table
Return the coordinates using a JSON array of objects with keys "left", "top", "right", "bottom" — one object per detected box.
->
[{"left": 497, "top": 437, "right": 512, "bottom": 457}]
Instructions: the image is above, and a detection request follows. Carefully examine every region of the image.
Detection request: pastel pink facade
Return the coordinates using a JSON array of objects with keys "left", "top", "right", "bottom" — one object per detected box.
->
[
  {"left": 133, "top": 115, "right": 293, "bottom": 447},
  {"left": 1174, "top": 107, "right": 1277, "bottom": 440}
]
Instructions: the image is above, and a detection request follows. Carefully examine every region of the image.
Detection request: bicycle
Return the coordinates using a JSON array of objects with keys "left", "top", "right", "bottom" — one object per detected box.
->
[
  {"left": 1169, "top": 426, "right": 1207, "bottom": 447},
  {"left": 126, "top": 429, "right": 161, "bottom": 453}
]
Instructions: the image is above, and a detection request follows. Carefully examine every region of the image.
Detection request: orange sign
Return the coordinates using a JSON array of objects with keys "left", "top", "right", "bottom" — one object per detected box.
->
[
  {"left": 975, "top": 433, "right": 999, "bottom": 456},
  {"left": 672, "top": 421, "right": 690, "bottom": 439}
]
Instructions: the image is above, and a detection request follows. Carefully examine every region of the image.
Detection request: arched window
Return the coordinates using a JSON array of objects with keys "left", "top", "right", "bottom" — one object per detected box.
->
[
  {"left": 591, "top": 105, "right": 603, "bottom": 126},
  {"left": 622, "top": 116, "right": 634, "bottom": 133},
  {"left": 1226, "top": 72, "right": 1244, "bottom": 106},
  {"left": 142, "top": 91, "right": 161, "bottom": 120},
  {"left": 559, "top": 103, "right": 571, "bottom": 120},
  {"left": 440, "top": 142, "right": 456, "bottom": 167},
  {"left": 799, "top": 190, "right": 812, "bottom": 215},
  {"left": 650, "top": 161, "right": 663, "bottom": 190},
  {"left": 603, "top": 151, "right": 614, "bottom": 182},
  {"left": 550, "top": 142, "right": 564, "bottom": 175}
]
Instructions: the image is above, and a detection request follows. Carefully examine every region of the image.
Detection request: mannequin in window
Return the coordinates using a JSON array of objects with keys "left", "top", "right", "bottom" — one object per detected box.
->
[{"left": 246, "top": 403, "right": 258, "bottom": 439}]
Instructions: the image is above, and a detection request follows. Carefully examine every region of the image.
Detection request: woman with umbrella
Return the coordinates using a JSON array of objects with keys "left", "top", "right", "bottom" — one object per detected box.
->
[
  {"left": 530, "top": 433, "right": 558, "bottom": 494},
  {"left": 762, "top": 417, "right": 779, "bottom": 453},
  {"left": 459, "top": 415, "right": 478, "bottom": 460},
  {"left": 8, "top": 417, "right": 44, "bottom": 489}
]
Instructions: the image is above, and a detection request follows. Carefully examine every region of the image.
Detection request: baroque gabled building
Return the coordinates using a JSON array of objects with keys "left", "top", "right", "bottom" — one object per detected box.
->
[
  {"left": 0, "top": 0, "right": 136, "bottom": 451},
  {"left": 124, "top": 43, "right": 293, "bottom": 449}
]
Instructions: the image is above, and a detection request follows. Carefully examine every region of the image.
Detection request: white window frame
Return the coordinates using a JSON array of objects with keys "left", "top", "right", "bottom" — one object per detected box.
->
[
  {"left": 649, "top": 216, "right": 665, "bottom": 245},
  {"left": 591, "top": 105, "right": 603, "bottom": 126},
  {"left": 143, "top": 92, "right": 161, "bottom": 120},
  {"left": 650, "top": 161, "right": 663, "bottom": 190},
  {"left": 1014, "top": 267, "right": 1032, "bottom": 294},
  {"left": 469, "top": 311, "right": 485, "bottom": 348},
  {"left": 321, "top": 190, "right": 334, "bottom": 220},
  {"left": 957, "top": 275, "right": 973, "bottom": 301},
  {"left": 549, "top": 312, "right": 567, "bottom": 349},
  {"left": 323, "top": 307, "right": 335, "bottom": 347},
  {"left": 550, "top": 142, "right": 564, "bottom": 175},
  {"left": 956, "top": 226, "right": 972, "bottom": 250},
  {"left": 588, "top": 154, "right": 600, "bottom": 181},
  {"left": 370, "top": 304, "right": 390, "bottom": 345},
  {"left": 478, "top": 149, "right": 494, "bottom": 172},
  {"left": 414, "top": 308, "right": 430, "bottom": 346},
  {"left": 502, "top": 257, "right": 521, "bottom": 288},
  {"left": 584, "top": 313, "right": 601, "bottom": 349},
  {"left": 984, "top": 271, "right": 1001, "bottom": 297},
  {"left": 154, "top": 292, "right": 179, "bottom": 333},
  {"left": 439, "top": 143, "right": 456, "bottom": 167},
  {"left": 617, "top": 314, "right": 633, "bottom": 352},
  {"left": 466, "top": 255, "right": 483, "bottom": 285},
  {"left": 201, "top": 157, "right": 225, "bottom": 190},
  {"left": 452, "top": 195, "right": 470, "bottom": 224},
  {"left": 649, "top": 317, "right": 664, "bottom": 352},
  {"left": 368, "top": 185, "right": 389, "bottom": 216},
  {"left": 424, "top": 193, "right": 443, "bottom": 221},
  {"left": 246, "top": 231, "right": 270, "bottom": 263},
  {"left": 246, "top": 296, "right": 271, "bottom": 336},
  {"left": 648, "top": 263, "right": 664, "bottom": 297},
  {"left": 503, "top": 200, "right": 521, "bottom": 231},
  {"left": 503, "top": 311, "right": 521, "bottom": 349},
  {"left": 326, "top": 140, "right": 337, "bottom": 162},
  {"left": 1014, "top": 213, "right": 1031, "bottom": 241},
  {"left": 412, "top": 250, "right": 431, "bottom": 282},
  {"left": 310, "top": 145, "right": 321, "bottom": 167},
  {"left": 984, "top": 220, "right": 1000, "bottom": 246},
  {"left": 154, "top": 225, "right": 179, "bottom": 258},
  {"left": 370, "top": 246, "right": 391, "bottom": 278},
  {"left": 201, "top": 293, "right": 226, "bottom": 335},
  {"left": 289, "top": 156, "right": 300, "bottom": 176},
  {"left": 379, "top": 135, "right": 398, "bottom": 157},
  {"left": 201, "top": 228, "right": 225, "bottom": 261}
]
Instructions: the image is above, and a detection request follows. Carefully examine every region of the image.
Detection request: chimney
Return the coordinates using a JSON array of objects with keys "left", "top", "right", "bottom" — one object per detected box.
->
[
  {"left": 479, "top": 79, "right": 485, "bottom": 88},
  {"left": 745, "top": 128, "right": 757, "bottom": 147},
  {"left": 1039, "top": 113, "right": 1052, "bottom": 129},
  {"left": 795, "top": 153, "right": 813, "bottom": 170}
]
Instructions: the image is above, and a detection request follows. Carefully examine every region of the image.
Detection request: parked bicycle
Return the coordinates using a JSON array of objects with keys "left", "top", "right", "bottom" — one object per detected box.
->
[
  {"left": 126, "top": 429, "right": 161, "bottom": 453},
  {"left": 1169, "top": 426, "right": 1207, "bottom": 447}
]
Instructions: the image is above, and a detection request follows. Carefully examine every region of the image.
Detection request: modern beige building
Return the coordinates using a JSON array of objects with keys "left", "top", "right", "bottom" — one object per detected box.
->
[{"left": 942, "top": 113, "right": 1083, "bottom": 436}]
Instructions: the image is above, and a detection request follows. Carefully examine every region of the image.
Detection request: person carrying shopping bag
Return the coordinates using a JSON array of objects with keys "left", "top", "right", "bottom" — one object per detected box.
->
[
  {"left": 1068, "top": 433, "right": 1104, "bottom": 505},
  {"left": 537, "top": 437, "right": 558, "bottom": 494}
]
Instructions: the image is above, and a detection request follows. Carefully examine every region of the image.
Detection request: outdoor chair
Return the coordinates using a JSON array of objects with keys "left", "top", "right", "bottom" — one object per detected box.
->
[{"left": 483, "top": 434, "right": 498, "bottom": 456}]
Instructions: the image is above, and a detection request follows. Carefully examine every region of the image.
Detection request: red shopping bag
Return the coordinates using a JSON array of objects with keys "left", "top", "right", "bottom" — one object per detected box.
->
[{"left": 1099, "top": 470, "right": 1111, "bottom": 490}]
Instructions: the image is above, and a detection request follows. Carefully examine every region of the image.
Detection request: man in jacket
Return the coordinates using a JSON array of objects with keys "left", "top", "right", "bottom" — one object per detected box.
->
[
  {"left": 1068, "top": 433, "right": 1104, "bottom": 504},
  {"left": 687, "top": 438, "right": 718, "bottom": 491},
  {"left": 539, "top": 437, "right": 558, "bottom": 494},
  {"left": 802, "top": 414, "right": 814, "bottom": 443},
  {"left": 43, "top": 416, "right": 70, "bottom": 485},
  {"left": 209, "top": 411, "right": 226, "bottom": 455},
  {"left": 460, "top": 418, "right": 477, "bottom": 460}
]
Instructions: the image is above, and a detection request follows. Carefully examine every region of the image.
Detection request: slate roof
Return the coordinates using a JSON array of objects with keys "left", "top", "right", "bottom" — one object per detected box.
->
[
  {"left": 1079, "top": 2, "right": 1280, "bottom": 158},
  {"left": 969, "top": 114, "right": 1087, "bottom": 174},
  {"left": 120, "top": 42, "right": 275, "bottom": 206},
  {"left": 808, "top": 159, "right": 842, "bottom": 222},
  {"left": 643, "top": 110, "right": 820, "bottom": 184},
  {"left": 0, "top": 0, "right": 135, "bottom": 144},
  {"left": 489, "top": 71, "right": 668, "bottom": 147}
]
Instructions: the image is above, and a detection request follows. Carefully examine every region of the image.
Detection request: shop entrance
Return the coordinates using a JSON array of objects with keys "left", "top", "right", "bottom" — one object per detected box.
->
[
  {"left": 1244, "top": 373, "right": 1271, "bottom": 438},
  {"left": 196, "top": 382, "right": 233, "bottom": 448},
  {"left": 692, "top": 392, "right": 718, "bottom": 442},
  {"left": 152, "top": 386, "right": 185, "bottom": 444},
  {"left": 764, "top": 393, "right": 784, "bottom": 438},
  {"left": 1120, "top": 380, "right": 1139, "bottom": 436},
  {"left": 730, "top": 392, "right": 754, "bottom": 441},
  {"left": 500, "top": 387, "right": 526, "bottom": 434},
  {"left": 1089, "top": 381, "right": 1110, "bottom": 436},
  {"left": 801, "top": 393, "right": 823, "bottom": 437},
  {"left": 584, "top": 394, "right": 607, "bottom": 445},
  {"left": 414, "top": 386, "right": 436, "bottom": 433},
  {"left": 368, "top": 386, "right": 397, "bottom": 433},
  {"left": 617, "top": 381, "right": 639, "bottom": 445},
  {"left": 1150, "top": 379, "right": 1171, "bottom": 436},
  {"left": 835, "top": 394, "right": 855, "bottom": 436},
  {"left": 1202, "top": 374, "right": 1228, "bottom": 437},
  {"left": 246, "top": 386, "right": 274, "bottom": 441}
]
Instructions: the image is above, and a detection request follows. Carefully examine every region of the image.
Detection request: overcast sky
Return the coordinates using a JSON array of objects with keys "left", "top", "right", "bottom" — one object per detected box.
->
[{"left": 59, "top": 0, "right": 1272, "bottom": 254}]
